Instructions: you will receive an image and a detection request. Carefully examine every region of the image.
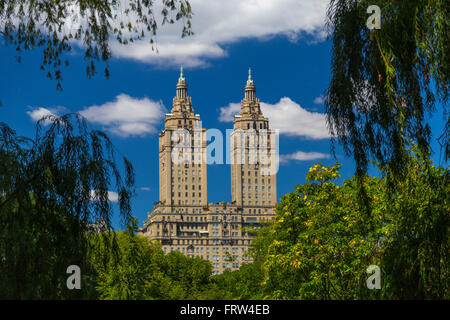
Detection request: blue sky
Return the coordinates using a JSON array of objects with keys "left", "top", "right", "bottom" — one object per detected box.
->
[{"left": 0, "top": 0, "right": 446, "bottom": 230}]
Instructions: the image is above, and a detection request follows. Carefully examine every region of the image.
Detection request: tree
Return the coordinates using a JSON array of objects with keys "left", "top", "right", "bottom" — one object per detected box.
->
[
  {"left": 247, "top": 154, "right": 448, "bottom": 299},
  {"left": 379, "top": 147, "right": 449, "bottom": 299},
  {"left": 258, "top": 162, "right": 385, "bottom": 299},
  {"left": 89, "top": 221, "right": 214, "bottom": 300},
  {"left": 207, "top": 262, "right": 265, "bottom": 300},
  {"left": 0, "top": 114, "right": 135, "bottom": 299},
  {"left": 326, "top": 0, "right": 449, "bottom": 181},
  {"left": 162, "top": 250, "right": 213, "bottom": 299},
  {"left": 0, "top": 0, "right": 193, "bottom": 88},
  {"left": 91, "top": 218, "right": 169, "bottom": 299}
]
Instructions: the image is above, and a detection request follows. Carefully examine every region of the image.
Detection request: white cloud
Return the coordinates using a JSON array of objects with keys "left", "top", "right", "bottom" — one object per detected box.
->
[
  {"left": 79, "top": 94, "right": 166, "bottom": 137},
  {"left": 111, "top": 0, "right": 328, "bottom": 67},
  {"left": 313, "top": 95, "right": 325, "bottom": 104},
  {"left": 27, "top": 106, "right": 68, "bottom": 124},
  {"left": 218, "top": 103, "right": 241, "bottom": 122},
  {"left": 219, "top": 97, "right": 330, "bottom": 139},
  {"left": 90, "top": 190, "right": 120, "bottom": 202},
  {"left": 26, "top": 94, "right": 165, "bottom": 137},
  {"left": 27, "top": 107, "right": 56, "bottom": 121},
  {"left": 280, "top": 150, "right": 330, "bottom": 163}
]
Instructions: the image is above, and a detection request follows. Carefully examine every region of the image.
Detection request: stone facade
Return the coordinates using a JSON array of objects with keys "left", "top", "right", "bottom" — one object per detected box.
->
[{"left": 140, "top": 68, "right": 277, "bottom": 274}]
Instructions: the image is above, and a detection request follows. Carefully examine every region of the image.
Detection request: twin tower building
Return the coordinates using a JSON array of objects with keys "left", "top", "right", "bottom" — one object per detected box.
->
[{"left": 141, "top": 68, "right": 278, "bottom": 274}]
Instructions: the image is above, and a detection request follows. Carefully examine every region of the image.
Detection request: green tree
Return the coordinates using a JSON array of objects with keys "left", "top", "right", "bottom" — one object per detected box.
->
[
  {"left": 248, "top": 153, "right": 448, "bottom": 299},
  {"left": 162, "top": 250, "right": 213, "bottom": 299},
  {"left": 0, "top": 114, "right": 134, "bottom": 299},
  {"left": 208, "top": 261, "right": 265, "bottom": 300},
  {"left": 258, "top": 162, "right": 385, "bottom": 299},
  {"left": 326, "top": 0, "right": 449, "bottom": 179},
  {"left": 0, "top": 0, "right": 193, "bottom": 87},
  {"left": 89, "top": 219, "right": 214, "bottom": 300},
  {"left": 380, "top": 147, "right": 449, "bottom": 299},
  {"left": 91, "top": 218, "right": 169, "bottom": 299}
]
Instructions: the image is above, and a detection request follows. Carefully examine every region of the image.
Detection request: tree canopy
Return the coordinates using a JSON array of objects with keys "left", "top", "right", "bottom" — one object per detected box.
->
[
  {"left": 0, "top": 114, "right": 135, "bottom": 299},
  {"left": 0, "top": 0, "right": 193, "bottom": 87},
  {"left": 326, "top": 0, "right": 449, "bottom": 180},
  {"left": 89, "top": 218, "right": 214, "bottom": 299},
  {"left": 220, "top": 150, "right": 448, "bottom": 299}
]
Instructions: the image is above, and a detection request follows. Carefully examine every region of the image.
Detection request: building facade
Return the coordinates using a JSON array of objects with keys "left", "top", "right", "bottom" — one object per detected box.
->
[{"left": 140, "top": 68, "right": 278, "bottom": 274}]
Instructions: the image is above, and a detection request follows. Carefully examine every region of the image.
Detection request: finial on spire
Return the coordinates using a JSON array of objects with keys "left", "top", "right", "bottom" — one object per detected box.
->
[
  {"left": 179, "top": 66, "right": 185, "bottom": 81},
  {"left": 247, "top": 67, "right": 254, "bottom": 84}
]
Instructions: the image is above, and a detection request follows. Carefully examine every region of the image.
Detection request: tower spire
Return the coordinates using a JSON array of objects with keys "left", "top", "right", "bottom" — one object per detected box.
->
[
  {"left": 244, "top": 67, "right": 256, "bottom": 101},
  {"left": 179, "top": 66, "right": 185, "bottom": 81},
  {"left": 247, "top": 68, "right": 253, "bottom": 83},
  {"left": 176, "top": 66, "right": 188, "bottom": 101}
]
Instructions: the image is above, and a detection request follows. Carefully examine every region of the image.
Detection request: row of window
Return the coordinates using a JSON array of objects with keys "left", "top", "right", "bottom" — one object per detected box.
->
[
  {"left": 242, "top": 185, "right": 272, "bottom": 191},
  {"left": 173, "top": 200, "right": 202, "bottom": 205},
  {"left": 162, "top": 247, "right": 246, "bottom": 255},
  {"left": 246, "top": 122, "right": 268, "bottom": 130},
  {"left": 171, "top": 192, "right": 202, "bottom": 198},
  {"left": 242, "top": 193, "right": 272, "bottom": 199},
  {"left": 159, "top": 209, "right": 272, "bottom": 216},
  {"left": 173, "top": 169, "right": 202, "bottom": 175},
  {"left": 242, "top": 178, "right": 271, "bottom": 184},
  {"left": 242, "top": 201, "right": 272, "bottom": 206},
  {"left": 172, "top": 177, "right": 202, "bottom": 183},
  {"left": 172, "top": 184, "right": 202, "bottom": 191}
]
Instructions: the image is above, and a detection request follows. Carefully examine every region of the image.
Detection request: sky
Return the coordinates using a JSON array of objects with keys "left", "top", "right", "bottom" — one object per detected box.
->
[{"left": 0, "top": 0, "right": 446, "bottom": 230}]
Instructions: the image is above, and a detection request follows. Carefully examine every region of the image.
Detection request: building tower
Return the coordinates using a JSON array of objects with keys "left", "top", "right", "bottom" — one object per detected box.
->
[
  {"left": 141, "top": 68, "right": 277, "bottom": 275},
  {"left": 231, "top": 69, "right": 277, "bottom": 210},
  {"left": 159, "top": 67, "right": 208, "bottom": 209}
]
